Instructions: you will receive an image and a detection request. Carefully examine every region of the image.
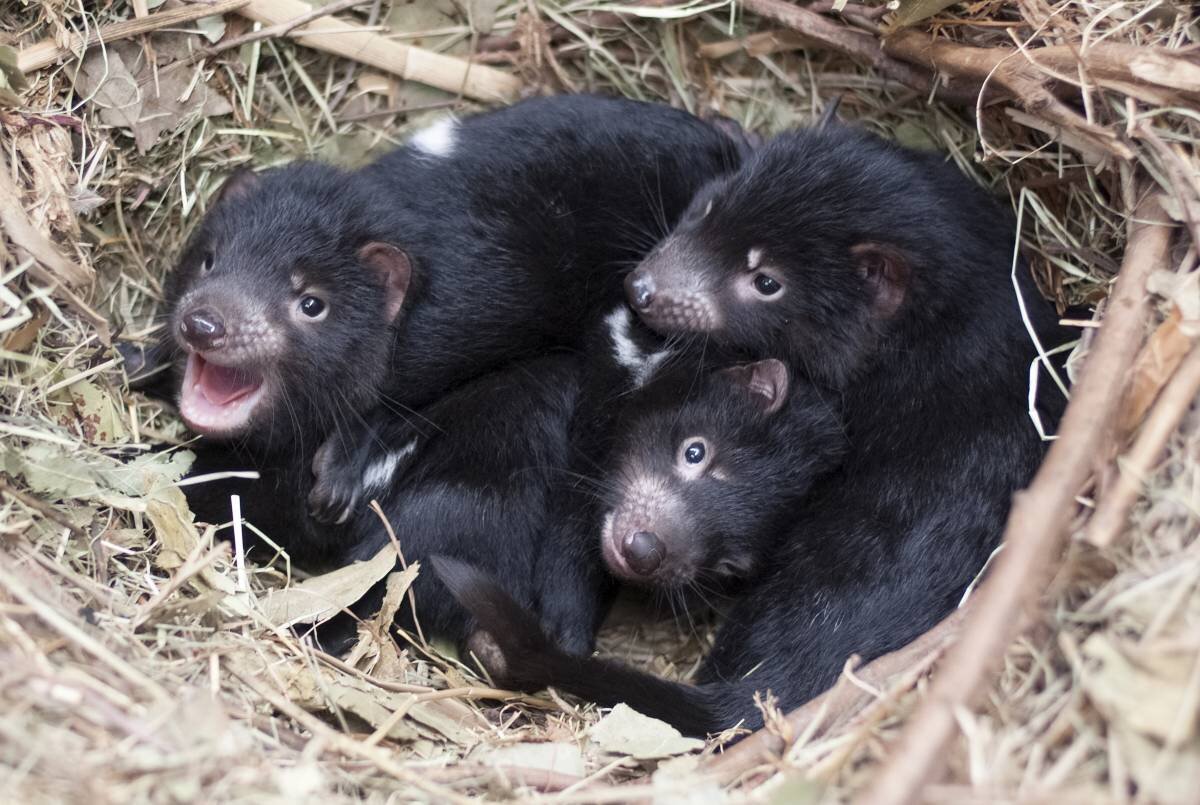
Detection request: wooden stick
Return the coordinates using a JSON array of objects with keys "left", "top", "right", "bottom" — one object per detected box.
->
[
  {"left": 883, "top": 29, "right": 1134, "bottom": 160},
  {"left": 738, "top": 0, "right": 979, "bottom": 106},
  {"left": 17, "top": 0, "right": 251, "bottom": 73},
  {"left": 707, "top": 608, "right": 965, "bottom": 784},
  {"left": 856, "top": 193, "right": 1176, "bottom": 805},
  {"left": 237, "top": 0, "right": 520, "bottom": 103},
  {"left": 198, "top": 0, "right": 368, "bottom": 58},
  {"left": 1085, "top": 345, "right": 1200, "bottom": 547}
]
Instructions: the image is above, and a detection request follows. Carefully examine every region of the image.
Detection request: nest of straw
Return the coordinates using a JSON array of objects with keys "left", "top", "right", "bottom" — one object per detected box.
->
[{"left": 1, "top": 1, "right": 1197, "bottom": 802}]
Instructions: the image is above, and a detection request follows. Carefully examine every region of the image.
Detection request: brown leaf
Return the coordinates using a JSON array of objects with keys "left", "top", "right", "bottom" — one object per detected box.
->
[
  {"left": 77, "top": 39, "right": 232, "bottom": 153},
  {"left": 1119, "top": 306, "right": 1195, "bottom": 432},
  {"left": 255, "top": 544, "right": 397, "bottom": 629},
  {"left": 77, "top": 48, "right": 143, "bottom": 134}
]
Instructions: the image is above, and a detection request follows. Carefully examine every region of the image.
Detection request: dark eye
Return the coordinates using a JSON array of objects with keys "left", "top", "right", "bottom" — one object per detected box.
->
[
  {"left": 753, "top": 274, "right": 781, "bottom": 295},
  {"left": 684, "top": 441, "right": 706, "bottom": 464},
  {"left": 299, "top": 296, "right": 326, "bottom": 318},
  {"left": 200, "top": 252, "right": 214, "bottom": 273}
]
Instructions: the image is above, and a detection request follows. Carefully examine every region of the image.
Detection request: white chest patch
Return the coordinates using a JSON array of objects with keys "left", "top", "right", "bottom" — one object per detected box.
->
[
  {"left": 605, "top": 306, "right": 671, "bottom": 388},
  {"left": 362, "top": 438, "right": 419, "bottom": 492},
  {"left": 410, "top": 117, "right": 459, "bottom": 158}
]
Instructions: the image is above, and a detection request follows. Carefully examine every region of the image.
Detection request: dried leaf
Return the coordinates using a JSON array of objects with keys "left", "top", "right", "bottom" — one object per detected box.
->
[
  {"left": 77, "top": 40, "right": 232, "bottom": 153},
  {"left": 471, "top": 742, "right": 585, "bottom": 777},
  {"left": 1, "top": 302, "right": 49, "bottom": 352},
  {"left": 77, "top": 48, "right": 142, "bottom": 134},
  {"left": 588, "top": 703, "right": 704, "bottom": 759},
  {"left": 885, "top": 0, "right": 960, "bottom": 30},
  {"left": 1147, "top": 269, "right": 1200, "bottom": 328},
  {"left": 282, "top": 664, "right": 421, "bottom": 742},
  {"left": 1080, "top": 633, "right": 1198, "bottom": 743},
  {"left": 279, "top": 657, "right": 476, "bottom": 744},
  {"left": 0, "top": 44, "right": 29, "bottom": 106},
  {"left": 468, "top": 0, "right": 505, "bottom": 34},
  {"left": 0, "top": 443, "right": 192, "bottom": 507},
  {"left": 65, "top": 378, "right": 129, "bottom": 444},
  {"left": 1120, "top": 306, "right": 1195, "bottom": 432},
  {"left": 195, "top": 14, "right": 227, "bottom": 44},
  {"left": 255, "top": 544, "right": 398, "bottom": 629}
]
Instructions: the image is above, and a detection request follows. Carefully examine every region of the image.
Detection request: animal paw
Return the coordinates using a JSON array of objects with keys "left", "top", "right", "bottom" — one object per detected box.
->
[{"left": 308, "top": 439, "right": 367, "bottom": 525}]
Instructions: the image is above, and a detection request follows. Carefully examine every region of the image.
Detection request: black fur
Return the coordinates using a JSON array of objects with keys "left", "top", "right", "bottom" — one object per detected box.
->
[
  {"left": 446, "top": 126, "right": 1071, "bottom": 736},
  {"left": 140, "top": 94, "right": 744, "bottom": 567}
]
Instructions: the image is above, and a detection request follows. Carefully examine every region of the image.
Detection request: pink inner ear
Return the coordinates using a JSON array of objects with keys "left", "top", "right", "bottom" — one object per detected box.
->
[
  {"left": 852, "top": 243, "right": 910, "bottom": 318},
  {"left": 358, "top": 243, "right": 412, "bottom": 322},
  {"left": 213, "top": 168, "right": 261, "bottom": 206},
  {"left": 721, "top": 358, "right": 790, "bottom": 414}
]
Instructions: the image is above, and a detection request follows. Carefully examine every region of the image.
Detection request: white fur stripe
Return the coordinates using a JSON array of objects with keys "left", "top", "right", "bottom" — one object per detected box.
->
[
  {"left": 362, "top": 438, "right": 418, "bottom": 492},
  {"left": 411, "top": 117, "right": 459, "bottom": 158},
  {"left": 605, "top": 305, "right": 669, "bottom": 388}
]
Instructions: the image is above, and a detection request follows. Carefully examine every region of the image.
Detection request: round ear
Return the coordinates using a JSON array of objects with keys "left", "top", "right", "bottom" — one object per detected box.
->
[
  {"left": 358, "top": 242, "right": 412, "bottom": 322},
  {"left": 720, "top": 358, "right": 790, "bottom": 414},
  {"left": 212, "top": 167, "right": 262, "bottom": 206},
  {"left": 852, "top": 242, "right": 911, "bottom": 318}
]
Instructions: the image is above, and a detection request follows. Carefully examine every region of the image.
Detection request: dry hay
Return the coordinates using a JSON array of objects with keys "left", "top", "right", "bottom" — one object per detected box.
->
[{"left": 0, "top": 1, "right": 1197, "bottom": 802}]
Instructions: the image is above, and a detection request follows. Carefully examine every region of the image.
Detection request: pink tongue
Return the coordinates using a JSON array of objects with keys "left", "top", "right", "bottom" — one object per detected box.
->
[{"left": 199, "top": 361, "right": 261, "bottom": 406}]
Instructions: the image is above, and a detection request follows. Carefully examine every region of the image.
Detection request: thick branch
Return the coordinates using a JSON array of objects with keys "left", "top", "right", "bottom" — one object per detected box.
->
[
  {"left": 855, "top": 192, "right": 1175, "bottom": 805},
  {"left": 17, "top": 0, "right": 250, "bottom": 72}
]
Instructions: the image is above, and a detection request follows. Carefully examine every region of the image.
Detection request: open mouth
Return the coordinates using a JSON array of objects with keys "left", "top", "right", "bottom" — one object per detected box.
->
[{"left": 178, "top": 353, "right": 266, "bottom": 435}]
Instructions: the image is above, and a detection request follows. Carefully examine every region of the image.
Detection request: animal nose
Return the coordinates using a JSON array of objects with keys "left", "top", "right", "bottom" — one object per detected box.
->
[
  {"left": 180, "top": 308, "right": 226, "bottom": 351},
  {"left": 625, "top": 272, "right": 655, "bottom": 310},
  {"left": 622, "top": 531, "right": 664, "bottom": 575}
]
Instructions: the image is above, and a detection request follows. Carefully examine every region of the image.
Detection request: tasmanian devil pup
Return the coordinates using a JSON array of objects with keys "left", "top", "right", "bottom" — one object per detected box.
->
[
  {"left": 132, "top": 95, "right": 744, "bottom": 549},
  {"left": 442, "top": 126, "right": 1071, "bottom": 736},
  {"left": 434, "top": 357, "right": 845, "bottom": 733}
]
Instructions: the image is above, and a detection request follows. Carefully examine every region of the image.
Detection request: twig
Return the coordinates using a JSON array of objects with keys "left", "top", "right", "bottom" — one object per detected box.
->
[
  {"left": 16, "top": 0, "right": 251, "bottom": 73},
  {"left": 236, "top": 0, "right": 520, "bottom": 102},
  {"left": 196, "top": 0, "right": 367, "bottom": 58},
  {"left": 883, "top": 30, "right": 1135, "bottom": 160},
  {"left": 707, "top": 608, "right": 965, "bottom": 784},
  {"left": 856, "top": 193, "right": 1175, "bottom": 805},
  {"left": 1085, "top": 345, "right": 1200, "bottom": 547},
  {"left": 739, "top": 0, "right": 979, "bottom": 106}
]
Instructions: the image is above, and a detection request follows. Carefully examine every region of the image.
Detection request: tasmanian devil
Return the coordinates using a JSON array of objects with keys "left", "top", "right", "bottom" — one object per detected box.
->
[
  {"left": 131, "top": 95, "right": 744, "bottom": 550},
  {"left": 170, "top": 342, "right": 833, "bottom": 658},
  {"left": 440, "top": 125, "right": 1071, "bottom": 736}
]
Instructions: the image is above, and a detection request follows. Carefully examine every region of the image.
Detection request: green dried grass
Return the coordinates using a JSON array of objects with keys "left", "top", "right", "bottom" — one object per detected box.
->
[{"left": 1, "top": 0, "right": 1198, "bottom": 802}]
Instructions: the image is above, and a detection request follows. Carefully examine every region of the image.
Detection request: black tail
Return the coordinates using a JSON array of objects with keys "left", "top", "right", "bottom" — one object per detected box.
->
[{"left": 431, "top": 555, "right": 725, "bottom": 738}]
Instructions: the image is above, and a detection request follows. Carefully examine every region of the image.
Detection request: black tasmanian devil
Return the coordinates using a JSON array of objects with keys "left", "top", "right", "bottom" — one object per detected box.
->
[
  {"left": 125, "top": 94, "right": 746, "bottom": 567},
  {"left": 441, "top": 124, "right": 1071, "bottom": 736}
]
